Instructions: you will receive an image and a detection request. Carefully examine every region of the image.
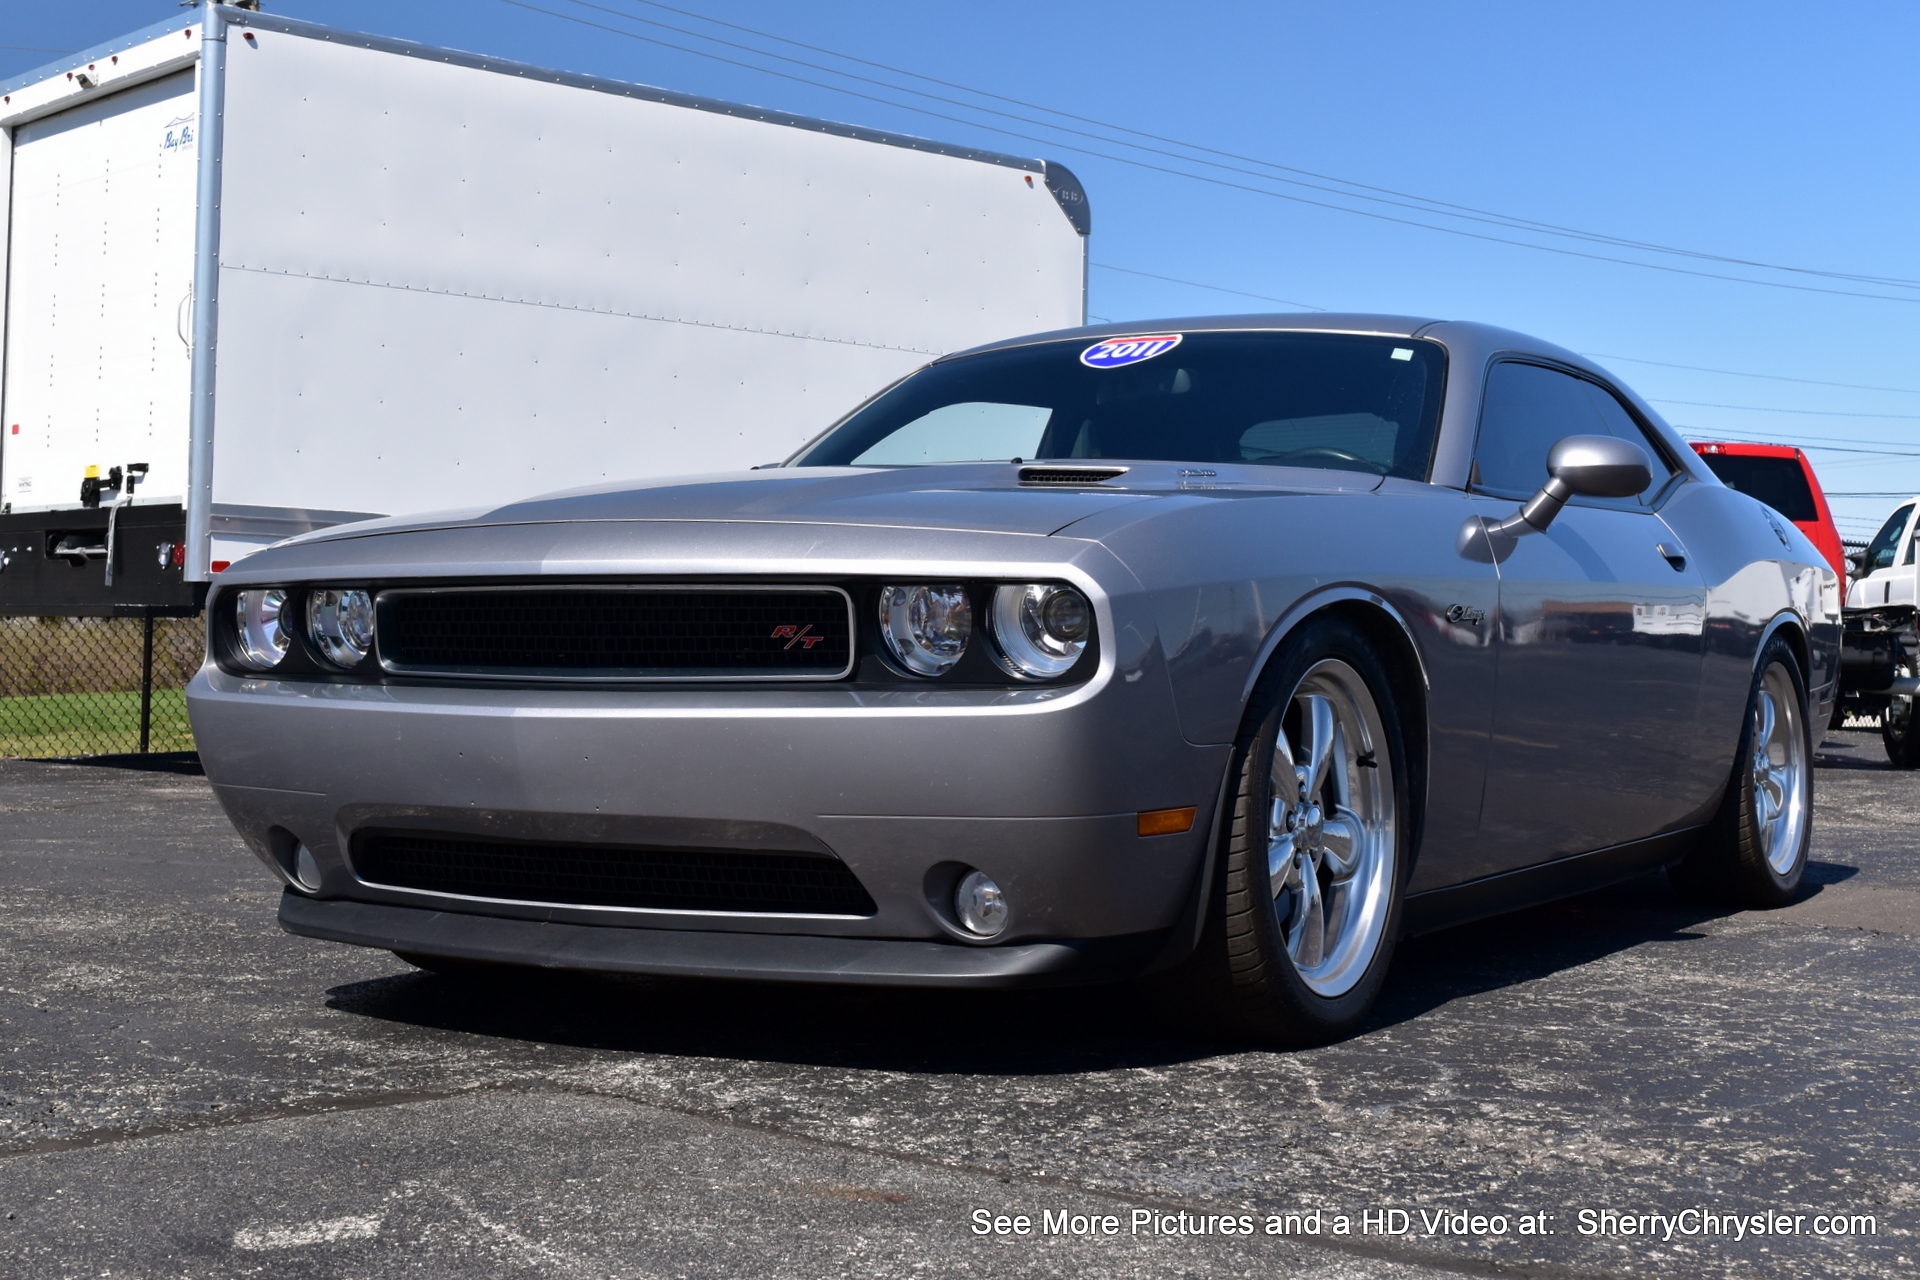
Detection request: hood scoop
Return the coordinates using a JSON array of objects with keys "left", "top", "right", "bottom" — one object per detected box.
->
[{"left": 1017, "top": 465, "right": 1130, "bottom": 487}]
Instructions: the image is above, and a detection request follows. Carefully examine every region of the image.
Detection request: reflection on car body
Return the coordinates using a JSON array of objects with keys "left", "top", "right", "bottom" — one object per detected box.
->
[{"left": 187, "top": 315, "right": 1839, "bottom": 1043}]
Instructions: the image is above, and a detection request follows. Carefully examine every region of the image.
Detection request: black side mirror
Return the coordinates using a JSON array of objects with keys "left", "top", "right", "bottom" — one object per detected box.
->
[
  {"left": 1847, "top": 550, "right": 1868, "bottom": 576},
  {"left": 1491, "top": 434, "right": 1652, "bottom": 537}
]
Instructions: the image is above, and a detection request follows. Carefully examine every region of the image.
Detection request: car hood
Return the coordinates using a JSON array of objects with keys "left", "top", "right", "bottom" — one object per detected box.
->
[{"left": 284, "top": 463, "right": 1384, "bottom": 546}]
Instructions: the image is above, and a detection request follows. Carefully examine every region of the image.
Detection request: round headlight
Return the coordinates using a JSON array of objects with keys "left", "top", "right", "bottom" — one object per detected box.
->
[
  {"left": 879, "top": 584, "right": 972, "bottom": 676},
  {"left": 307, "top": 588, "right": 376, "bottom": 668},
  {"left": 954, "top": 870, "right": 1007, "bottom": 937},
  {"left": 233, "top": 588, "right": 290, "bottom": 670},
  {"left": 990, "top": 584, "right": 1092, "bottom": 679}
]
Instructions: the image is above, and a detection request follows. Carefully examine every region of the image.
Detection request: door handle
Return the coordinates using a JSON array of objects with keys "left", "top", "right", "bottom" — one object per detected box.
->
[{"left": 1656, "top": 542, "right": 1687, "bottom": 571}]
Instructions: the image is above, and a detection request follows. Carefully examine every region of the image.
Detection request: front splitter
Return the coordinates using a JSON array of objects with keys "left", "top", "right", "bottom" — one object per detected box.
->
[{"left": 278, "top": 891, "right": 1166, "bottom": 988}]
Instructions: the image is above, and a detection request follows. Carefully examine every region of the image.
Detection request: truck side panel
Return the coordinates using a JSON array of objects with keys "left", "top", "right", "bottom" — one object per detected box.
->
[{"left": 209, "top": 28, "right": 1084, "bottom": 550}]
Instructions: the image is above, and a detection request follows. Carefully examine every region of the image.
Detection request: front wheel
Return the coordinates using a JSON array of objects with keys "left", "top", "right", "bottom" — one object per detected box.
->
[
  {"left": 1883, "top": 660, "right": 1920, "bottom": 768},
  {"left": 1670, "top": 636, "right": 1812, "bottom": 907},
  {"left": 1192, "top": 617, "right": 1409, "bottom": 1045}
]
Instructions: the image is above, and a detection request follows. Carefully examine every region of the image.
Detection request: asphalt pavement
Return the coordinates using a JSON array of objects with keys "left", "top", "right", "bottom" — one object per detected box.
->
[{"left": 1, "top": 731, "right": 1915, "bottom": 1278}]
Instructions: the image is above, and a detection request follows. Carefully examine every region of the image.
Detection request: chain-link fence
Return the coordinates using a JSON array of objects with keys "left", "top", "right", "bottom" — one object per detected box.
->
[{"left": 0, "top": 615, "right": 203, "bottom": 758}]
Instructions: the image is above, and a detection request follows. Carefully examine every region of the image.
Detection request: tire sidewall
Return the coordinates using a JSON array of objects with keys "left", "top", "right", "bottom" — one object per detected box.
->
[
  {"left": 1231, "top": 618, "right": 1411, "bottom": 1038},
  {"left": 1736, "top": 639, "right": 1812, "bottom": 899}
]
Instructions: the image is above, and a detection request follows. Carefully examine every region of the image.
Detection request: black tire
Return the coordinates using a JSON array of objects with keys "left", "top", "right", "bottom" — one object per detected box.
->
[
  {"left": 1186, "top": 616, "right": 1411, "bottom": 1046},
  {"left": 1882, "top": 662, "right": 1920, "bottom": 769},
  {"left": 1669, "top": 635, "right": 1812, "bottom": 908}
]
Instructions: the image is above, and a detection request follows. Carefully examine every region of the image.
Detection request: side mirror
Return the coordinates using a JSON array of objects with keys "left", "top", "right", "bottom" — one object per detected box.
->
[
  {"left": 1847, "top": 550, "right": 1868, "bottom": 577},
  {"left": 1491, "top": 434, "right": 1652, "bottom": 537}
]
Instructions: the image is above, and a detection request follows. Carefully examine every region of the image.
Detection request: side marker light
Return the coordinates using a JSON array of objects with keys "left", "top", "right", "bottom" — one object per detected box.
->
[{"left": 1137, "top": 807, "right": 1197, "bottom": 837}]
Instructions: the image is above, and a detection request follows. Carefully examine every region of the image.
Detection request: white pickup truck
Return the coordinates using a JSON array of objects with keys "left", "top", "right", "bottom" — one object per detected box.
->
[{"left": 1841, "top": 499, "right": 1919, "bottom": 764}]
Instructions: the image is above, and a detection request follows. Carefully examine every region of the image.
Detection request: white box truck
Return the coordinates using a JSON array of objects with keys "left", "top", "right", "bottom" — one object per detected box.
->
[{"left": 0, "top": 4, "right": 1089, "bottom": 616}]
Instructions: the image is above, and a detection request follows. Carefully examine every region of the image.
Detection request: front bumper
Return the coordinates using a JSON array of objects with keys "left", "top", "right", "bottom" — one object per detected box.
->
[
  {"left": 191, "top": 632, "right": 1226, "bottom": 974},
  {"left": 279, "top": 892, "right": 1170, "bottom": 987}
]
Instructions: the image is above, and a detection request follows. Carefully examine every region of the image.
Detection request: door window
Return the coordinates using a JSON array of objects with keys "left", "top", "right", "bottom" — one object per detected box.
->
[{"left": 1474, "top": 362, "right": 1673, "bottom": 505}]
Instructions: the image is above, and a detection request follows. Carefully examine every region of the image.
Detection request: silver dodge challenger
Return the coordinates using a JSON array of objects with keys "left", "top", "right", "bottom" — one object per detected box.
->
[{"left": 187, "top": 315, "right": 1839, "bottom": 1043}]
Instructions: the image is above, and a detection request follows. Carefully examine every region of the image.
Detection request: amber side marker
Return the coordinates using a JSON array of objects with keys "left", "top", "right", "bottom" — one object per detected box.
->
[{"left": 1136, "top": 806, "right": 1197, "bottom": 837}]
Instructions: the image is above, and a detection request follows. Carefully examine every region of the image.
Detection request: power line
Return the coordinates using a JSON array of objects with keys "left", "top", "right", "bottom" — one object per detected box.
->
[
  {"left": 1091, "top": 263, "right": 1324, "bottom": 310},
  {"left": 1655, "top": 398, "right": 1920, "bottom": 420},
  {"left": 1583, "top": 353, "right": 1920, "bottom": 396},
  {"left": 0, "top": 43, "right": 74, "bottom": 53},
  {"left": 498, "top": 0, "right": 1920, "bottom": 306},
  {"left": 1827, "top": 492, "right": 1919, "bottom": 497},
  {"left": 600, "top": 0, "right": 1920, "bottom": 293}
]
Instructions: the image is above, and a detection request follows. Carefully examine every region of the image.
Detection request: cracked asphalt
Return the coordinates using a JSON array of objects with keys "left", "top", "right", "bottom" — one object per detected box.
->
[{"left": 1, "top": 730, "right": 1915, "bottom": 1278}]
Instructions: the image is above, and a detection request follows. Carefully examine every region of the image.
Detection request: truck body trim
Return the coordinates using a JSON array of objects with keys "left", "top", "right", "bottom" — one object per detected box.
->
[{"left": 185, "top": 7, "right": 227, "bottom": 582}]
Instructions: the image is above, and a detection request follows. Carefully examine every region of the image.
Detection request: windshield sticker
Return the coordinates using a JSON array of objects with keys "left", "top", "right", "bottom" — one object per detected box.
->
[
  {"left": 1081, "top": 334, "right": 1183, "bottom": 369},
  {"left": 1391, "top": 347, "right": 1415, "bottom": 360}
]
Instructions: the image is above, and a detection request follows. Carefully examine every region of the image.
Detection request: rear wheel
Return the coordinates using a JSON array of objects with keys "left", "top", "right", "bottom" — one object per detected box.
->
[
  {"left": 1192, "top": 618, "right": 1408, "bottom": 1045},
  {"left": 1670, "top": 636, "right": 1811, "bottom": 907},
  {"left": 1883, "top": 659, "right": 1920, "bottom": 768}
]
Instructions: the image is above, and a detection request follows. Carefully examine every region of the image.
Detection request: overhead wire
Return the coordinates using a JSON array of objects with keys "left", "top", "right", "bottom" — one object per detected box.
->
[
  {"left": 1584, "top": 353, "right": 1920, "bottom": 395},
  {"left": 497, "top": 0, "right": 1920, "bottom": 305},
  {"left": 598, "top": 0, "right": 1920, "bottom": 293},
  {"left": 1091, "top": 264, "right": 1324, "bottom": 310},
  {"left": 1654, "top": 399, "right": 1920, "bottom": 420}
]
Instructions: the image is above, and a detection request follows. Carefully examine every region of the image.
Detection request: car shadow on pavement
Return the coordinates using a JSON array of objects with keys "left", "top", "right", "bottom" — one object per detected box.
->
[
  {"left": 323, "top": 863, "right": 1837, "bottom": 1071},
  {"left": 326, "top": 961, "right": 1234, "bottom": 1075}
]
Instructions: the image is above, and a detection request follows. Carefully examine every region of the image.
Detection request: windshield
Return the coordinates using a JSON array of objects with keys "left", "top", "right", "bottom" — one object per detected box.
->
[
  {"left": 792, "top": 332, "right": 1447, "bottom": 479},
  {"left": 1697, "top": 452, "right": 1819, "bottom": 522}
]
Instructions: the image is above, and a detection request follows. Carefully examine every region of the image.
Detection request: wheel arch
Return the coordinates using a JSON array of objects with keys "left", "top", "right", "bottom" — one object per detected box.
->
[
  {"left": 1150, "top": 588, "right": 1433, "bottom": 973},
  {"left": 1757, "top": 609, "right": 1812, "bottom": 684}
]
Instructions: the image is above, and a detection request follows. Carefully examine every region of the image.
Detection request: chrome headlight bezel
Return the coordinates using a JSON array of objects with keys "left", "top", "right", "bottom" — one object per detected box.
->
[
  {"left": 989, "top": 583, "right": 1092, "bottom": 680},
  {"left": 232, "top": 588, "right": 292, "bottom": 671},
  {"left": 306, "top": 588, "right": 377, "bottom": 669}
]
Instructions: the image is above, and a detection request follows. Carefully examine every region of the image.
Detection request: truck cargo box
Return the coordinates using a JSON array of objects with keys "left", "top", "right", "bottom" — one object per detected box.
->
[{"left": 0, "top": 4, "right": 1089, "bottom": 614}]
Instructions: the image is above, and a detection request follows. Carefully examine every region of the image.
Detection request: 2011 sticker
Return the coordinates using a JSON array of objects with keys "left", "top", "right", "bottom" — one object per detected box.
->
[{"left": 1080, "top": 334, "right": 1183, "bottom": 369}]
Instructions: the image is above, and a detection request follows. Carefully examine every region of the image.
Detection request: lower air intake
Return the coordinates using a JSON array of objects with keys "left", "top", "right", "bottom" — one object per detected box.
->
[{"left": 352, "top": 831, "right": 877, "bottom": 915}]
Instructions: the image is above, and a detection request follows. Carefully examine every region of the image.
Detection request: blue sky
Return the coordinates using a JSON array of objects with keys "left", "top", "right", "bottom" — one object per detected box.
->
[{"left": 9, "top": 1, "right": 1918, "bottom": 542}]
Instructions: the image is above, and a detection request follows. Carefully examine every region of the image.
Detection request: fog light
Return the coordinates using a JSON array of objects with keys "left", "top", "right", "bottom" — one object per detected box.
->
[
  {"left": 954, "top": 870, "right": 1007, "bottom": 937},
  {"left": 293, "top": 843, "right": 320, "bottom": 891}
]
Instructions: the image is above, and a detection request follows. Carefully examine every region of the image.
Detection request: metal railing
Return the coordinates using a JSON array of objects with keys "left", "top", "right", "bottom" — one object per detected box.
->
[{"left": 0, "top": 615, "right": 203, "bottom": 758}]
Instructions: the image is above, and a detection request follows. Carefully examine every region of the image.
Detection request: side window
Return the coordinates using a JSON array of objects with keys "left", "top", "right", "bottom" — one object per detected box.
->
[
  {"left": 1865, "top": 505, "right": 1913, "bottom": 572},
  {"left": 1473, "top": 362, "right": 1666, "bottom": 505},
  {"left": 1574, "top": 382, "right": 1675, "bottom": 505},
  {"left": 1472, "top": 363, "right": 1593, "bottom": 499}
]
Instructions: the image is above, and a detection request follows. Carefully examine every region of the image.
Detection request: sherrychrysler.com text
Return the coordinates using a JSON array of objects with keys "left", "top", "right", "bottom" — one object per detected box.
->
[{"left": 969, "top": 1206, "right": 1879, "bottom": 1242}]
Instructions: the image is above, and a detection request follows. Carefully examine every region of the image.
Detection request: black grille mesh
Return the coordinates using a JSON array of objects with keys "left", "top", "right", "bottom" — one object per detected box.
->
[
  {"left": 353, "top": 832, "right": 877, "bottom": 915},
  {"left": 378, "top": 588, "right": 850, "bottom": 678}
]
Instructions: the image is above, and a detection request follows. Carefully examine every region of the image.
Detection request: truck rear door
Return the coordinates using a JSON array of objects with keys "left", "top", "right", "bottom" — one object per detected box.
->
[{"left": 2, "top": 70, "right": 197, "bottom": 514}]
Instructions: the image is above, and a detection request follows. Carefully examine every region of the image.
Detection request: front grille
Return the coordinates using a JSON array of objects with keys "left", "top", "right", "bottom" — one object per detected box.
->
[
  {"left": 1018, "top": 466, "right": 1129, "bottom": 486},
  {"left": 376, "top": 586, "right": 853, "bottom": 680},
  {"left": 352, "top": 832, "right": 878, "bottom": 915}
]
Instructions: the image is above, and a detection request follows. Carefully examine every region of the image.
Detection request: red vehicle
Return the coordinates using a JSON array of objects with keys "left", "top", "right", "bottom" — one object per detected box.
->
[{"left": 1691, "top": 442, "right": 1847, "bottom": 598}]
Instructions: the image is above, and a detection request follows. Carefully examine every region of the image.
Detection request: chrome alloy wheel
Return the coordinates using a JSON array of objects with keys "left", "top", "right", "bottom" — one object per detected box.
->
[
  {"left": 1267, "top": 659, "right": 1396, "bottom": 998},
  {"left": 1751, "top": 661, "right": 1810, "bottom": 875}
]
